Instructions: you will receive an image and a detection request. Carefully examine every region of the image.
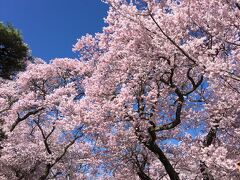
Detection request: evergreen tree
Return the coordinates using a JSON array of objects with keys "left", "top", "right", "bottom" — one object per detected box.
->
[{"left": 0, "top": 22, "right": 29, "bottom": 79}]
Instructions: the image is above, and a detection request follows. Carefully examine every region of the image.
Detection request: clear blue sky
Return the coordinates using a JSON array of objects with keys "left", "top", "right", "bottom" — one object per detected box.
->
[{"left": 0, "top": 0, "right": 108, "bottom": 61}]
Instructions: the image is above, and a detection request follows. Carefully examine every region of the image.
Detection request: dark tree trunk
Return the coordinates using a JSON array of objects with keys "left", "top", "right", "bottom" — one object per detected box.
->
[
  {"left": 199, "top": 126, "right": 218, "bottom": 180},
  {"left": 200, "top": 161, "right": 214, "bottom": 180},
  {"left": 137, "top": 171, "right": 152, "bottom": 180},
  {"left": 145, "top": 141, "right": 180, "bottom": 180},
  {"left": 39, "top": 164, "right": 51, "bottom": 180}
]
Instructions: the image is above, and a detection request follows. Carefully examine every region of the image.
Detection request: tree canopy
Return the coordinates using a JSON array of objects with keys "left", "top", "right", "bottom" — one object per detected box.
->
[
  {"left": 0, "top": 0, "right": 240, "bottom": 179},
  {"left": 0, "top": 22, "right": 28, "bottom": 79}
]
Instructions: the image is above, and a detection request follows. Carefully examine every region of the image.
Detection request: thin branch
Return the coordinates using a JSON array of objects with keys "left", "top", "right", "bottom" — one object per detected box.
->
[
  {"left": 184, "top": 72, "right": 203, "bottom": 96},
  {"left": 153, "top": 88, "right": 184, "bottom": 132},
  {"left": 38, "top": 134, "right": 82, "bottom": 180},
  {"left": 10, "top": 107, "right": 44, "bottom": 132},
  {"left": 148, "top": 13, "right": 197, "bottom": 65},
  {"left": 34, "top": 119, "right": 55, "bottom": 154}
]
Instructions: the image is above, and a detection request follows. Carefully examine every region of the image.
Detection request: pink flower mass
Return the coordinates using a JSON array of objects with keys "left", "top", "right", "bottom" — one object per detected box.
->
[{"left": 1, "top": 0, "right": 240, "bottom": 179}]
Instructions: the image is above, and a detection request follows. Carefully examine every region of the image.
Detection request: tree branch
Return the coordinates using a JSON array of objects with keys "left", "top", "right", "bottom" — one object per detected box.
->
[
  {"left": 184, "top": 70, "right": 203, "bottom": 96},
  {"left": 144, "top": 123, "right": 180, "bottom": 180},
  {"left": 200, "top": 161, "right": 214, "bottom": 180},
  {"left": 148, "top": 13, "right": 197, "bottom": 65},
  {"left": 38, "top": 132, "right": 83, "bottom": 180},
  {"left": 10, "top": 107, "right": 44, "bottom": 132},
  {"left": 134, "top": 153, "right": 152, "bottom": 180},
  {"left": 203, "top": 126, "right": 218, "bottom": 147},
  {"left": 34, "top": 119, "right": 55, "bottom": 154},
  {"left": 199, "top": 124, "right": 219, "bottom": 179}
]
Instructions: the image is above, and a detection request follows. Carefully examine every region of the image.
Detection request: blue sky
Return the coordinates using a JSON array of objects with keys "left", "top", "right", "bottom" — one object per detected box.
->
[{"left": 0, "top": 0, "right": 108, "bottom": 61}]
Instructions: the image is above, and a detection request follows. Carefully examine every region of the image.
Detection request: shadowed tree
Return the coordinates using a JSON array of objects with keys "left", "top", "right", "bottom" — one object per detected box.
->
[{"left": 0, "top": 22, "right": 29, "bottom": 79}]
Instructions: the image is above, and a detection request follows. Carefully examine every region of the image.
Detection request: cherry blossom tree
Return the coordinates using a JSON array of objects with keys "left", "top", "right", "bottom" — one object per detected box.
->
[
  {"left": 1, "top": 0, "right": 240, "bottom": 180},
  {"left": 0, "top": 58, "right": 99, "bottom": 179},
  {"left": 73, "top": 0, "right": 240, "bottom": 179}
]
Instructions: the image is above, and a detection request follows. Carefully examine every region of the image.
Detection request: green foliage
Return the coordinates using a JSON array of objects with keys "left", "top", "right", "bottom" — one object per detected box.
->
[{"left": 0, "top": 22, "right": 29, "bottom": 79}]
